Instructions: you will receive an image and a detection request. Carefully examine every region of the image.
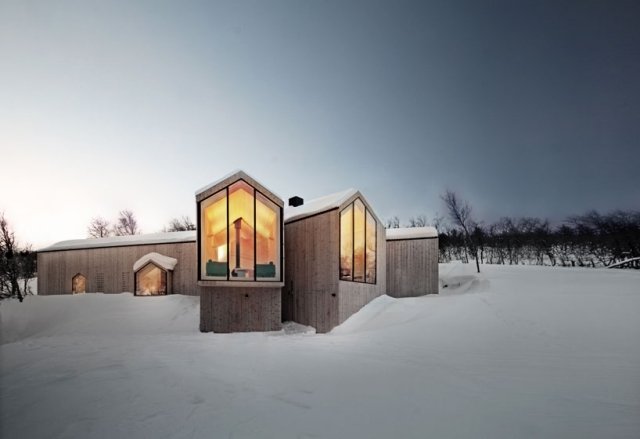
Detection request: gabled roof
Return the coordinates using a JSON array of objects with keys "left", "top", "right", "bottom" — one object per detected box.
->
[
  {"left": 133, "top": 252, "right": 178, "bottom": 272},
  {"left": 284, "top": 188, "right": 358, "bottom": 224},
  {"left": 195, "top": 169, "right": 283, "bottom": 206},
  {"left": 385, "top": 227, "right": 438, "bottom": 240},
  {"left": 38, "top": 231, "right": 196, "bottom": 253}
]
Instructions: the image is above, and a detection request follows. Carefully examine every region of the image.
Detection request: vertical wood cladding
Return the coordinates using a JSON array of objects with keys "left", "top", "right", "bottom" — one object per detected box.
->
[
  {"left": 37, "top": 242, "right": 197, "bottom": 295},
  {"left": 199, "top": 286, "right": 281, "bottom": 333},
  {"left": 386, "top": 238, "right": 439, "bottom": 297},
  {"left": 282, "top": 210, "right": 340, "bottom": 333}
]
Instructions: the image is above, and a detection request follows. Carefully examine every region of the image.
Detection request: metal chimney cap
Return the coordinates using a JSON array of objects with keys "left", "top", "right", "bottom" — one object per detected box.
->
[{"left": 288, "top": 196, "right": 304, "bottom": 207}]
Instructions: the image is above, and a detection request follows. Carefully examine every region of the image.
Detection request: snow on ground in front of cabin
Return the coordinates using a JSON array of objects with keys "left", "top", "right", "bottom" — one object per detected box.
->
[{"left": 1, "top": 264, "right": 639, "bottom": 439}]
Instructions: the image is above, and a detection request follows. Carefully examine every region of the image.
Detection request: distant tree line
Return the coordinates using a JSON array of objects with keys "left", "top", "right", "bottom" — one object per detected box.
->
[
  {"left": 386, "top": 193, "right": 640, "bottom": 269},
  {"left": 0, "top": 213, "right": 36, "bottom": 301},
  {"left": 87, "top": 211, "right": 195, "bottom": 238}
]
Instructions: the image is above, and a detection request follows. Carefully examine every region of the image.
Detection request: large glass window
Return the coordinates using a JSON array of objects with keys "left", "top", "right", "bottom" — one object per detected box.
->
[
  {"left": 353, "top": 199, "right": 365, "bottom": 282},
  {"left": 228, "top": 181, "right": 255, "bottom": 279},
  {"left": 340, "top": 205, "right": 353, "bottom": 281},
  {"left": 256, "top": 192, "right": 280, "bottom": 280},
  {"left": 201, "top": 189, "right": 228, "bottom": 279},
  {"left": 366, "top": 210, "right": 377, "bottom": 283},
  {"left": 340, "top": 198, "right": 377, "bottom": 284},
  {"left": 72, "top": 273, "right": 86, "bottom": 294},
  {"left": 135, "top": 263, "right": 167, "bottom": 295},
  {"left": 200, "top": 179, "right": 282, "bottom": 281}
]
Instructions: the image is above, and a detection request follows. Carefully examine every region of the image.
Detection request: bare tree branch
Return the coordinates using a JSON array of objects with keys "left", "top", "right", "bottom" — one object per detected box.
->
[
  {"left": 164, "top": 216, "right": 196, "bottom": 232},
  {"left": 88, "top": 217, "right": 112, "bottom": 238},
  {"left": 113, "top": 210, "right": 140, "bottom": 236},
  {"left": 441, "top": 190, "right": 481, "bottom": 273}
]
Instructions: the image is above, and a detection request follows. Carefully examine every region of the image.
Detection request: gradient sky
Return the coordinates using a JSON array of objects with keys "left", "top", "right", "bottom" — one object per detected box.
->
[{"left": 1, "top": 0, "right": 639, "bottom": 248}]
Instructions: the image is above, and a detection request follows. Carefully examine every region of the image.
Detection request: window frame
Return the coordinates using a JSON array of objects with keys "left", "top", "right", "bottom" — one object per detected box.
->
[
  {"left": 339, "top": 197, "right": 377, "bottom": 285},
  {"left": 197, "top": 178, "right": 283, "bottom": 283},
  {"left": 134, "top": 261, "right": 168, "bottom": 296}
]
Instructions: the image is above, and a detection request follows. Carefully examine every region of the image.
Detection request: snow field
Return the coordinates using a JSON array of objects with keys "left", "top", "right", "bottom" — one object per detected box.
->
[{"left": 1, "top": 264, "right": 639, "bottom": 438}]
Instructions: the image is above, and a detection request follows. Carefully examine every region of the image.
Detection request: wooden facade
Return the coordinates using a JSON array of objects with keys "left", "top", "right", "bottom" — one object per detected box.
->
[
  {"left": 36, "top": 170, "right": 439, "bottom": 334},
  {"left": 37, "top": 241, "right": 197, "bottom": 295},
  {"left": 282, "top": 192, "right": 386, "bottom": 333},
  {"left": 196, "top": 170, "right": 284, "bottom": 333},
  {"left": 386, "top": 237, "right": 439, "bottom": 297}
]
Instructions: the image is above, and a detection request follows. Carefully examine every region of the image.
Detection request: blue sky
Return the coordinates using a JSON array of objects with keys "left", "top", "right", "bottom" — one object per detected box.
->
[{"left": 1, "top": 0, "right": 638, "bottom": 247}]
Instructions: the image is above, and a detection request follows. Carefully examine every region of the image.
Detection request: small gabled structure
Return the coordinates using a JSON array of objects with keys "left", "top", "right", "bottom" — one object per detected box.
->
[
  {"left": 386, "top": 227, "right": 439, "bottom": 297},
  {"left": 133, "top": 252, "right": 178, "bottom": 296},
  {"left": 282, "top": 189, "right": 386, "bottom": 333},
  {"left": 196, "top": 170, "right": 284, "bottom": 332}
]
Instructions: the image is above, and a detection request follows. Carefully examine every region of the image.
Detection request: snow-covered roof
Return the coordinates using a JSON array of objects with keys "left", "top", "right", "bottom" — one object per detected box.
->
[
  {"left": 385, "top": 227, "right": 438, "bottom": 240},
  {"left": 284, "top": 188, "right": 358, "bottom": 224},
  {"left": 195, "top": 169, "right": 283, "bottom": 200},
  {"left": 194, "top": 168, "right": 243, "bottom": 196},
  {"left": 133, "top": 252, "right": 178, "bottom": 272},
  {"left": 39, "top": 231, "right": 196, "bottom": 252}
]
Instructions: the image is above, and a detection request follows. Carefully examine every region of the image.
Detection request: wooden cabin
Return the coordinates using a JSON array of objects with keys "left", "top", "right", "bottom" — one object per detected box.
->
[
  {"left": 385, "top": 227, "right": 439, "bottom": 297},
  {"left": 37, "top": 232, "right": 197, "bottom": 296},
  {"left": 282, "top": 189, "right": 387, "bottom": 333},
  {"left": 37, "top": 170, "right": 440, "bottom": 334},
  {"left": 196, "top": 170, "right": 284, "bottom": 333}
]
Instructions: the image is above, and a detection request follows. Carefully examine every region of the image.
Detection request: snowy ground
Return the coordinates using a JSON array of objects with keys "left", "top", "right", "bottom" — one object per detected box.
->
[{"left": 1, "top": 264, "right": 639, "bottom": 439}]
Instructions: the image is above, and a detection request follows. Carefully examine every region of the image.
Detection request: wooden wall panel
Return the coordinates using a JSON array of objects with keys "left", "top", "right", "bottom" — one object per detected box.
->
[
  {"left": 37, "top": 242, "right": 198, "bottom": 296},
  {"left": 386, "top": 238, "right": 438, "bottom": 297},
  {"left": 282, "top": 210, "right": 339, "bottom": 333}
]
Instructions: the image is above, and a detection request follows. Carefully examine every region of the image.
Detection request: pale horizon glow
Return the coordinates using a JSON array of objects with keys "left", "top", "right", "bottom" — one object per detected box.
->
[{"left": 1, "top": 1, "right": 638, "bottom": 249}]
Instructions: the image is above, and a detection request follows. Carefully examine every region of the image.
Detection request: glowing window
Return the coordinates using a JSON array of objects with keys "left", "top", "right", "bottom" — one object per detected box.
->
[
  {"left": 340, "top": 204, "right": 353, "bottom": 281},
  {"left": 201, "top": 189, "right": 228, "bottom": 279},
  {"left": 366, "top": 210, "right": 377, "bottom": 283},
  {"left": 353, "top": 199, "right": 365, "bottom": 282},
  {"left": 135, "top": 263, "right": 167, "bottom": 296},
  {"left": 199, "top": 179, "right": 282, "bottom": 282},
  {"left": 340, "top": 198, "right": 377, "bottom": 284},
  {"left": 256, "top": 192, "right": 280, "bottom": 280},
  {"left": 72, "top": 273, "right": 86, "bottom": 294}
]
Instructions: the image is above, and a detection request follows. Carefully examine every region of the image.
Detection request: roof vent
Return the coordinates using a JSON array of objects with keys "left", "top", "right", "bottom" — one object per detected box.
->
[{"left": 288, "top": 196, "right": 304, "bottom": 207}]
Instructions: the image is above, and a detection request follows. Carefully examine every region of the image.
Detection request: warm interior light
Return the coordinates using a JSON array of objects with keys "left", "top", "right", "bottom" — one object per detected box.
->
[
  {"left": 201, "top": 181, "right": 281, "bottom": 280},
  {"left": 217, "top": 244, "right": 226, "bottom": 261}
]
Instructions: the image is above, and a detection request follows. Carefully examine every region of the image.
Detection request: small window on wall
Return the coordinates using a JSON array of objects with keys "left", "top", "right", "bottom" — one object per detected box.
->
[
  {"left": 135, "top": 263, "right": 167, "bottom": 296},
  {"left": 72, "top": 273, "right": 86, "bottom": 294},
  {"left": 340, "top": 198, "right": 377, "bottom": 284},
  {"left": 199, "top": 179, "right": 282, "bottom": 282}
]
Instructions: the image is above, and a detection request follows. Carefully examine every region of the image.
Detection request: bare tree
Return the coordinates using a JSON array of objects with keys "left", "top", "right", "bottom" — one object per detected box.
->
[
  {"left": 0, "top": 213, "right": 36, "bottom": 302},
  {"left": 407, "top": 214, "right": 428, "bottom": 227},
  {"left": 87, "top": 217, "right": 112, "bottom": 238},
  {"left": 441, "top": 190, "right": 481, "bottom": 273},
  {"left": 385, "top": 216, "right": 400, "bottom": 229},
  {"left": 113, "top": 210, "right": 140, "bottom": 236},
  {"left": 164, "top": 216, "right": 196, "bottom": 232}
]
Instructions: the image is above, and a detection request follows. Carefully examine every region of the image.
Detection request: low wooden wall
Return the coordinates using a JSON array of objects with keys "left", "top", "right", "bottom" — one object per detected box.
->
[
  {"left": 199, "top": 287, "right": 281, "bottom": 332},
  {"left": 386, "top": 237, "right": 439, "bottom": 297},
  {"left": 37, "top": 242, "right": 198, "bottom": 295}
]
